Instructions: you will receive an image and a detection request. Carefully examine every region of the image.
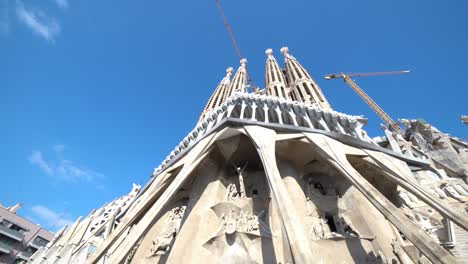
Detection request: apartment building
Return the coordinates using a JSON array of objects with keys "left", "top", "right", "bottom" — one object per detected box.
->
[{"left": 0, "top": 203, "right": 54, "bottom": 263}]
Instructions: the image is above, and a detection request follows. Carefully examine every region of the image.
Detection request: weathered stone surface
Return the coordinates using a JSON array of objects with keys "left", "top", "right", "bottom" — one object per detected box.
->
[{"left": 29, "top": 49, "right": 468, "bottom": 264}]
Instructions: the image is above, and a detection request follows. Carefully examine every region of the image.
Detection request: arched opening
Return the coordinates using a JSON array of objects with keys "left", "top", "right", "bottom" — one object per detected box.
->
[
  {"left": 255, "top": 107, "right": 265, "bottom": 122},
  {"left": 296, "top": 115, "right": 309, "bottom": 128},
  {"left": 243, "top": 105, "right": 253, "bottom": 119},
  {"left": 230, "top": 104, "right": 242, "bottom": 118},
  {"left": 281, "top": 111, "right": 294, "bottom": 125},
  {"left": 267, "top": 108, "right": 279, "bottom": 123}
]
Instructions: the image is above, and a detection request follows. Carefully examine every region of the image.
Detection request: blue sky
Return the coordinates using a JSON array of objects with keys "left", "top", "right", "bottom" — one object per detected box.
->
[{"left": 1, "top": 0, "right": 467, "bottom": 232}]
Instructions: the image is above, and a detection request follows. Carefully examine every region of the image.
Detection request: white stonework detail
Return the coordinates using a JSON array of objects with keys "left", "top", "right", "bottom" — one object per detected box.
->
[
  {"left": 28, "top": 48, "right": 468, "bottom": 264},
  {"left": 153, "top": 92, "right": 367, "bottom": 176}
]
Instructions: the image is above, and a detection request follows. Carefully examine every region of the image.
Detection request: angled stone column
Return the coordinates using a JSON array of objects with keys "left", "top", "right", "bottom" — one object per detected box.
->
[
  {"left": 244, "top": 125, "right": 314, "bottom": 264},
  {"left": 86, "top": 131, "right": 221, "bottom": 264},
  {"left": 362, "top": 149, "right": 468, "bottom": 231},
  {"left": 303, "top": 132, "right": 457, "bottom": 264}
]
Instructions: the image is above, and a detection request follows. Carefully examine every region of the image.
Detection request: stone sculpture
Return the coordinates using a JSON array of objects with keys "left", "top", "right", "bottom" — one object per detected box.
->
[{"left": 149, "top": 205, "right": 186, "bottom": 256}]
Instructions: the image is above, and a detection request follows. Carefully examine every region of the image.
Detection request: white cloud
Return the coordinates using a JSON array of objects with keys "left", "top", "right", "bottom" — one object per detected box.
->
[
  {"left": 28, "top": 145, "right": 104, "bottom": 183},
  {"left": 15, "top": 1, "right": 61, "bottom": 42},
  {"left": 30, "top": 205, "right": 74, "bottom": 231},
  {"left": 29, "top": 151, "right": 54, "bottom": 176},
  {"left": 52, "top": 0, "right": 68, "bottom": 10}
]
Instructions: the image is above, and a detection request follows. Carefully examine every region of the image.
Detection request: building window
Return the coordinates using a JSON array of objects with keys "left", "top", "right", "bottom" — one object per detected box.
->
[
  {"left": 32, "top": 236, "right": 50, "bottom": 247},
  {"left": 0, "top": 220, "right": 27, "bottom": 234},
  {"left": 0, "top": 234, "right": 18, "bottom": 246}
]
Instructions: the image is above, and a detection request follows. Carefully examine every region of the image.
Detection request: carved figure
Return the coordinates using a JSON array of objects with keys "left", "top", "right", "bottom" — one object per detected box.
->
[
  {"left": 236, "top": 164, "right": 248, "bottom": 198},
  {"left": 227, "top": 184, "right": 240, "bottom": 201},
  {"left": 149, "top": 205, "right": 186, "bottom": 257}
]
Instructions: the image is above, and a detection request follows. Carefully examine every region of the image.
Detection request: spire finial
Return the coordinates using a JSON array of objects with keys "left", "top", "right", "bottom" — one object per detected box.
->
[
  {"left": 265, "top": 48, "right": 273, "bottom": 55},
  {"left": 240, "top": 58, "right": 247, "bottom": 67},
  {"left": 280, "top": 46, "right": 289, "bottom": 55},
  {"left": 280, "top": 46, "right": 295, "bottom": 60},
  {"left": 221, "top": 66, "right": 234, "bottom": 85}
]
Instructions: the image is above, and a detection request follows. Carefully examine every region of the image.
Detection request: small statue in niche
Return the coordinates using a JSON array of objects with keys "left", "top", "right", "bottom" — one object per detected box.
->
[
  {"left": 235, "top": 164, "right": 248, "bottom": 198},
  {"left": 149, "top": 205, "right": 186, "bottom": 256},
  {"left": 226, "top": 163, "right": 248, "bottom": 201}
]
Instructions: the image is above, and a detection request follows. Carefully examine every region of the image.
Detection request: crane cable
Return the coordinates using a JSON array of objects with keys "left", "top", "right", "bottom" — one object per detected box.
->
[{"left": 214, "top": 0, "right": 255, "bottom": 90}]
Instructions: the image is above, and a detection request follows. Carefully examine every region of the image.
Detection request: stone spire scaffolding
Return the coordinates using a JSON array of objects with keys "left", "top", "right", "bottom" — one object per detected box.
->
[
  {"left": 280, "top": 47, "right": 332, "bottom": 109},
  {"left": 265, "top": 48, "right": 289, "bottom": 100},
  {"left": 199, "top": 67, "right": 234, "bottom": 121}
]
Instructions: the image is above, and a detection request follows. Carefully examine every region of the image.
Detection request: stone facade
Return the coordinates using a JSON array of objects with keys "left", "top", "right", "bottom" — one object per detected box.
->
[{"left": 29, "top": 48, "right": 468, "bottom": 264}]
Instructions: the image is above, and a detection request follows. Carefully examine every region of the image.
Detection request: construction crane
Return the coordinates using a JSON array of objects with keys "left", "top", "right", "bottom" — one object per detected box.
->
[
  {"left": 214, "top": 0, "right": 255, "bottom": 91},
  {"left": 325, "top": 70, "right": 411, "bottom": 135}
]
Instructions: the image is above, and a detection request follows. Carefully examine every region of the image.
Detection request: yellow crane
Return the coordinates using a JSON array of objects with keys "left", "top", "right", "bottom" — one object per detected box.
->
[{"left": 324, "top": 70, "right": 411, "bottom": 135}]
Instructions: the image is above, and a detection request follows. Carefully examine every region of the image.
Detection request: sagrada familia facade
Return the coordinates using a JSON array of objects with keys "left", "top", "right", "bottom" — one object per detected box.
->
[{"left": 28, "top": 48, "right": 468, "bottom": 264}]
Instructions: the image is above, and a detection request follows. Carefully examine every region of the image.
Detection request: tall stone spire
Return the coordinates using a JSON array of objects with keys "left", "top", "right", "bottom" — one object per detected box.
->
[
  {"left": 199, "top": 67, "right": 233, "bottom": 121},
  {"left": 227, "top": 58, "right": 248, "bottom": 95},
  {"left": 280, "top": 47, "right": 332, "bottom": 109},
  {"left": 265, "top": 48, "right": 289, "bottom": 99}
]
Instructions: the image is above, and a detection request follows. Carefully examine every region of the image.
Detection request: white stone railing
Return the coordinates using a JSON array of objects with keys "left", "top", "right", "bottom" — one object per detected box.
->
[{"left": 153, "top": 93, "right": 368, "bottom": 176}]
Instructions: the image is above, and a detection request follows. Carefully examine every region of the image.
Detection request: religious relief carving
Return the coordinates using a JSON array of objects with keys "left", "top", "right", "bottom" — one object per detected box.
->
[
  {"left": 218, "top": 208, "right": 264, "bottom": 235},
  {"left": 206, "top": 200, "right": 271, "bottom": 240},
  {"left": 148, "top": 205, "right": 186, "bottom": 257},
  {"left": 305, "top": 198, "right": 327, "bottom": 240},
  {"left": 204, "top": 200, "right": 271, "bottom": 260}
]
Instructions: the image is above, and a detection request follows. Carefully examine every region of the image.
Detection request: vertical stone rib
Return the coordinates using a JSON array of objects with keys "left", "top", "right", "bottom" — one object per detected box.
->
[
  {"left": 280, "top": 47, "right": 332, "bottom": 109},
  {"left": 244, "top": 125, "right": 314, "bottom": 264}
]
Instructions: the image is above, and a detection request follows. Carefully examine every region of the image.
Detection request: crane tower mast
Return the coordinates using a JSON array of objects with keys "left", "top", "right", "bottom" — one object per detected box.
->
[{"left": 325, "top": 71, "right": 411, "bottom": 135}]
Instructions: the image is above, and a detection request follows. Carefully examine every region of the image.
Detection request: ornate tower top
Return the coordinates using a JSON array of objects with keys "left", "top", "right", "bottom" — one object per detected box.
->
[
  {"left": 265, "top": 48, "right": 289, "bottom": 99},
  {"left": 280, "top": 47, "right": 332, "bottom": 109},
  {"left": 280, "top": 46, "right": 295, "bottom": 60},
  {"left": 226, "top": 58, "right": 248, "bottom": 95},
  {"left": 221, "top": 67, "right": 234, "bottom": 85},
  {"left": 199, "top": 67, "right": 234, "bottom": 121}
]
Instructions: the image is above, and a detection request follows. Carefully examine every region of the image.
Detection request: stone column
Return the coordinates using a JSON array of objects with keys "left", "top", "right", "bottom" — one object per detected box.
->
[{"left": 244, "top": 125, "right": 314, "bottom": 264}]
